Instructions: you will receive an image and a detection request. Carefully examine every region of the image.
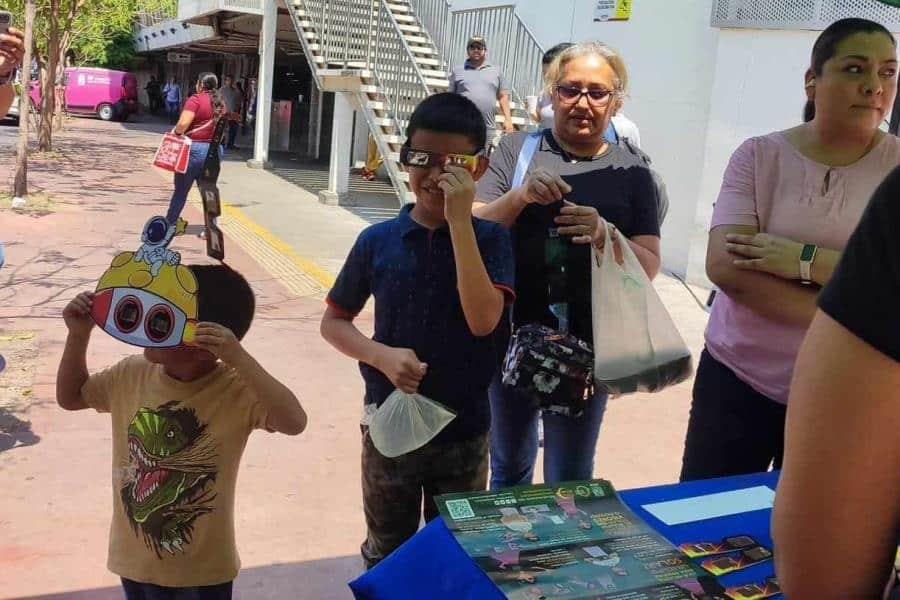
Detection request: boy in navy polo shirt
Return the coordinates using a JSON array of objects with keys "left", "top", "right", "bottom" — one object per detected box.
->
[{"left": 321, "top": 93, "right": 515, "bottom": 568}]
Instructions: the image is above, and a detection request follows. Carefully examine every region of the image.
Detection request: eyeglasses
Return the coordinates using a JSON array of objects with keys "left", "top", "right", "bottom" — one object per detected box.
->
[
  {"left": 467, "top": 44, "right": 485, "bottom": 51},
  {"left": 400, "top": 146, "right": 484, "bottom": 173},
  {"left": 554, "top": 84, "right": 617, "bottom": 107}
]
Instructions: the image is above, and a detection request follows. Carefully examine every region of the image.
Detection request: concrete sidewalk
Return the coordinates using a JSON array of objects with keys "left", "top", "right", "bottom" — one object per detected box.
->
[{"left": 0, "top": 116, "right": 711, "bottom": 599}]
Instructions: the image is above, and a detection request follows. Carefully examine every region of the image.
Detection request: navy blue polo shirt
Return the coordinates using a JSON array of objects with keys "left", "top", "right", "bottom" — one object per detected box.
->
[{"left": 327, "top": 204, "right": 515, "bottom": 444}]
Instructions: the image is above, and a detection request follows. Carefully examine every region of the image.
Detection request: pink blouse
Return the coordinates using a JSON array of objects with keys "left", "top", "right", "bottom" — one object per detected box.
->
[{"left": 705, "top": 131, "right": 900, "bottom": 403}]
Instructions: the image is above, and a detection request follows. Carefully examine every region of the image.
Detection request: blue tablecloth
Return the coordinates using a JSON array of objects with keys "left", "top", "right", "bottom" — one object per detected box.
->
[{"left": 350, "top": 471, "right": 780, "bottom": 599}]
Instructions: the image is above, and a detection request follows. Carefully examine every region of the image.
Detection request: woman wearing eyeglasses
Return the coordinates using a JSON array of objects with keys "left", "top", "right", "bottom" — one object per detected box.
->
[
  {"left": 679, "top": 18, "right": 900, "bottom": 483},
  {"left": 475, "top": 42, "right": 661, "bottom": 489}
]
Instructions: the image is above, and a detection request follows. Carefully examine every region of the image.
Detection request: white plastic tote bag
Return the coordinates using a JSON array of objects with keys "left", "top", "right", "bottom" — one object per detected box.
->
[
  {"left": 591, "top": 222, "right": 693, "bottom": 395},
  {"left": 369, "top": 390, "right": 456, "bottom": 458}
]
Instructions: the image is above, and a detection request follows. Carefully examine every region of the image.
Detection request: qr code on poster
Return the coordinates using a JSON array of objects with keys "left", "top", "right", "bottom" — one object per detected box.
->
[{"left": 445, "top": 498, "right": 475, "bottom": 520}]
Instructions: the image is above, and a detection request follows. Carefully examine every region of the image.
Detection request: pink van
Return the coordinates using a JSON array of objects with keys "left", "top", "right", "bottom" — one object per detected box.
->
[{"left": 29, "top": 67, "right": 139, "bottom": 121}]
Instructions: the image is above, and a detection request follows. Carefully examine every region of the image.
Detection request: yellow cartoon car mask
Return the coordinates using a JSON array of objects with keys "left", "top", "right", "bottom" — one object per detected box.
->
[{"left": 91, "top": 216, "right": 199, "bottom": 348}]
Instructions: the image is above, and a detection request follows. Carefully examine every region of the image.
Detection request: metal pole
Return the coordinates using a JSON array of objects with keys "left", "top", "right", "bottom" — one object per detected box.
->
[{"left": 248, "top": 0, "right": 277, "bottom": 168}]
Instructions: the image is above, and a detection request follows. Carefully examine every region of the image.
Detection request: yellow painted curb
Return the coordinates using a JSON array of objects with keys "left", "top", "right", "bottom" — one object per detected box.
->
[
  {"left": 220, "top": 203, "right": 336, "bottom": 289},
  {"left": 151, "top": 163, "right": 336, "bottom": 297}
]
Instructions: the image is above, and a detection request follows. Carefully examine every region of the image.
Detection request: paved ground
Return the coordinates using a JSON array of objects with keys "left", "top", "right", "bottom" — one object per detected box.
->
[{"left": 0, "top": 116, "right": 711, "bottom": 599}]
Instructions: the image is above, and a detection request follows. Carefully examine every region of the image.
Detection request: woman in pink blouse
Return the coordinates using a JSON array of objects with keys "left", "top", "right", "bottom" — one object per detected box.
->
[{"left": 680, "top": 18, "right": 900, "bottom": 482}]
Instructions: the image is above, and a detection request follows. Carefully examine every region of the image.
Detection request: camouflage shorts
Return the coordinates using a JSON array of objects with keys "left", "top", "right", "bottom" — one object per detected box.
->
[{"left": 360, "top": 426, "right": 488, "bottom": 569}]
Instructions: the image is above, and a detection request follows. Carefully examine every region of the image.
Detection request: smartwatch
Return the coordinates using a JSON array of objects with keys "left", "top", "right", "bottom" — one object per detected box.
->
[{"left": 800, "top": 243, "right": 818, "bottom": 284}]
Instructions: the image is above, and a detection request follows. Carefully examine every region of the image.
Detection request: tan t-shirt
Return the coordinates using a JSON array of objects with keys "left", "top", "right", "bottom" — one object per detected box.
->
[{"left": 82, "top": 355, "right": 268, "bottom": 586}]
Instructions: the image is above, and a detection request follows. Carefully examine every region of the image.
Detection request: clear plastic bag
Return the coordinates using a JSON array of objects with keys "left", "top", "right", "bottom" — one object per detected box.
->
[
  {"left": 591, "top": 222, "right": 693, "bottom": 395},
  {"left": 368, "top": 390, "right": 457, "bottom": 458}
]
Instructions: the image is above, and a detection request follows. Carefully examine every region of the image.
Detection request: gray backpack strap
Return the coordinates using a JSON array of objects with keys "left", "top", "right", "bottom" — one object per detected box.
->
[{"left": 512, "top": 132, "right": 542, "bottom": 189}]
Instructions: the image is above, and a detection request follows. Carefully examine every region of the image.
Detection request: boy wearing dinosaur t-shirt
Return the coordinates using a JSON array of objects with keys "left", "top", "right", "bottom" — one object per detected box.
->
[{"left": 56, "top": 265, "right": 307, "bottom": 599}]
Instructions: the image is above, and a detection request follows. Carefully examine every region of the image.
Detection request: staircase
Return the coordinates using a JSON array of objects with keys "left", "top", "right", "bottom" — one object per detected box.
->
[{"left": 285, "top": 0, "right": 533, "bottom": 205}]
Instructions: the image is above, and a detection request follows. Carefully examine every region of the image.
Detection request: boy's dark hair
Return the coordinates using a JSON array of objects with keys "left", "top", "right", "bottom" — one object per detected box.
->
[
  {"left": 543, "top": 42, "right": 574, "bottom": 67},
  {"left": 405, "top": 93, "right": 487, "bottom": 152},
  {"left": 188, "top": 265, "right": 255, "bottom": 340},
  {"left": 804, "top": 18, "right": 896, "bottom": 122}
]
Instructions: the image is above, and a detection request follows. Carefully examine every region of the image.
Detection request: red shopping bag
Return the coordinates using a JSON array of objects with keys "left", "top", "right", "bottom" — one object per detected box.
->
[{"left": 154, "top": 133, "right": 192, "bottom": 174}]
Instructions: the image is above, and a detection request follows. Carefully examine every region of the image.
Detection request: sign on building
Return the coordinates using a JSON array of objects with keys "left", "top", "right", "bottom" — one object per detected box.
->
[
  {"left": 594, "top": 0, "right": 632, "bottom": 22},
  {"left": 167, "top": 52, "right": 192, "bottom": 64}
]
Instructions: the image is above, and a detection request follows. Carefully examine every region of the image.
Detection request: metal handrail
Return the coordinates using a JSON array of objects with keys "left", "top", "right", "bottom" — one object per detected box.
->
[
  {"left": 407, "top": 0, "right": 452, "bottom": 71},
  {"left": 289, "top": 0, "right": 433, "bottom": 140}
]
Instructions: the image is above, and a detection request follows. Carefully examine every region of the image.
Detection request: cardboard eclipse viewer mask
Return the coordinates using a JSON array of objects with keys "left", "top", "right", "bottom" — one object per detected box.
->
[{"left": 91, "top": 216, "right": 199, "bottom": 348}]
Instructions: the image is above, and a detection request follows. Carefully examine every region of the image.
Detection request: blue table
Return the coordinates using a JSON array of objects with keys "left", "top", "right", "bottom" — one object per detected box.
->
[{"left": 350, "top": 471, "right": 780, "bottom": 599}]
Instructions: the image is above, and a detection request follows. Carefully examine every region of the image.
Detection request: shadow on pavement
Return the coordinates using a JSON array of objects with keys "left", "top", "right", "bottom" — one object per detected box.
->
[
  {"left": 0, "top": 407, "right": 40, "bottom": 454},
  {"left": 11, "top": 555, "right": 362, "bottom": 600}
]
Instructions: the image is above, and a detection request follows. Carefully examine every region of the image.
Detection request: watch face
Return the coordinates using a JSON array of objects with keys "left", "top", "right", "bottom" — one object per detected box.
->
[{"left": 800, "top": 244, "right": 816, "bottom": 261}]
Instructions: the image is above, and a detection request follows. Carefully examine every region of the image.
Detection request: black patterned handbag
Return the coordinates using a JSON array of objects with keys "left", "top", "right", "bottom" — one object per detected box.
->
[
  {"left": 501, "top": 323, "right": 595, "bottom": 418},
  {"left": 500, "top": 226, "right": 595, "bottom": 417}
]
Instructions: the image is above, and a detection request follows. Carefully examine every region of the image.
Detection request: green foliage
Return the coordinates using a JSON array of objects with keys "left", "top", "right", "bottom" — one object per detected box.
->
[{"left": 6, "top": 0, "right": 178, "bottom": 69}]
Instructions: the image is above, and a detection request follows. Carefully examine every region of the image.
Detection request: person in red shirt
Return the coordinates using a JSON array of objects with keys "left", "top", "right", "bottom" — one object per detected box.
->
[{"left": 165, "top": 72, "right": 225, "bottom": 224}]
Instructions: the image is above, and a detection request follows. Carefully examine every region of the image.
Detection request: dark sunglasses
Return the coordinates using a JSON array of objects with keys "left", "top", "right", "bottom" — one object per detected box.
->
[
  {"left": 554, "top": 84, "right": 617, "bottom": 106},
  {"left": 467, "top": 44, "right": 485, "bottom": 51},
  {"left": 399, "top": 146, "right": 484, "bottom": 173}
]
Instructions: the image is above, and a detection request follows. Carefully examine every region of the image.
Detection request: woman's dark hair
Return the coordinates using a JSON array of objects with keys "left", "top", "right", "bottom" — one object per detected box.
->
[
  {"left": 405, "top": 93, "right": 486, "bottom": 151},
  {"left": 197, "top": 72, "right": 225, "bottom": 114},
  {"left": 189, "top": 264, "right": 256, "bottom": 340},
  {"left": 804, "top": 18, "right": 896, "bottom": 122},
  {"left": 543, "top": 42, "right": 574, "bottom": 67}
]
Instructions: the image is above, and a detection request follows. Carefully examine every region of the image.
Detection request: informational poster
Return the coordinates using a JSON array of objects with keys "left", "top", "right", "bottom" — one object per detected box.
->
[
  {"left": 437, "top": 480, "right": 718, "bottom": 599},
  {"left": 594, "top": 0, "right": 633, "bottom": 22}
]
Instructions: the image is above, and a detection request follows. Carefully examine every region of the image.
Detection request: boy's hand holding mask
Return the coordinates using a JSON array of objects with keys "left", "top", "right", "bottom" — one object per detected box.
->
[{"left": 192, "top": 322, "right": 246, "bottom": 365}]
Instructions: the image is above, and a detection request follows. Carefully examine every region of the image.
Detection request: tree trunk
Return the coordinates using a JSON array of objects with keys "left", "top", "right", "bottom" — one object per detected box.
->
[
  {"left": 38, "top": 0, "right": 60, "bottom": 152},
  {"left": 52, "top": 43, "right": 67, "bottom": 131},
  {"left": 13, "top": 0, "right": 37, "bottom": 198}
]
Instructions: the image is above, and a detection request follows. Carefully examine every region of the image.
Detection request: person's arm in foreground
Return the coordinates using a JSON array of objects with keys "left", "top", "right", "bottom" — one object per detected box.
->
[
  {"left": 57, "top": 292, "right": 95, "bottom": 411},
  {"left": 773, "top": 311, "right": 900, "bottom": 599},
  {"left": 192, "top": 323, "right": 308, "bottom": 435},
  {"left": 0, "top": 81, "right": 13, "bottom": 118},
  {"left": 441, "top": 165, "right": 505, "bottom": 336},
  {"left": 0, "top": 27, "right": 25, "bottom": 117}
]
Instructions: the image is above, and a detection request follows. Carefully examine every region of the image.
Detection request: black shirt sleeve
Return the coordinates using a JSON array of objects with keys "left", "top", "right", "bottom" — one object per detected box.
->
[
  {"left": 818, "top": 166, "right": 900, "bottom": 362},
  {"left": 627, "top": 163, "right": 661, "bottom": 238},
  {"left": 476, "top": 132, "right": 523, "bottom": 202}
]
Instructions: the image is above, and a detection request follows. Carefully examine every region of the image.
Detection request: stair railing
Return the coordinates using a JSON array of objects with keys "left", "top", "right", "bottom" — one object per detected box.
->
[{"left": 289, "top": 0, "right": 432, "bottom": 139}]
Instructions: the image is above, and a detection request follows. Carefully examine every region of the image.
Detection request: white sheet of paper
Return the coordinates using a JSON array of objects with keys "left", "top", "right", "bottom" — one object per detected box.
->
[{"left": 642, "top": 486, "right": 776, "bottom": 526}]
